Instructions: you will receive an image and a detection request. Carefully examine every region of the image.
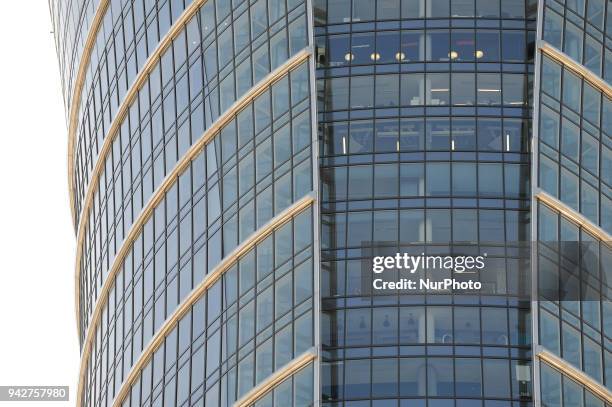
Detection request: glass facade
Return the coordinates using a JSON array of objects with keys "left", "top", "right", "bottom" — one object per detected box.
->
[
  {"left": 534, "top": 0, "right": 612, "bottom": 404},
  {"left": 53, "top": 0, "right": 319, "bottom": 406},
  {"left": 109, "top": 207, "right": 316, "bottom": 407},
  {"left": 537, "top": 54, "right": 612, "bottom": 232},
  {"left": 51, "top": 0, "right": 611, "bottom": 406},
  {"left": 315, "top": 0, "right": 536, "bottom": 406},
  {"left": 537, "top": 202, "right": 611, "bottom": 389}
]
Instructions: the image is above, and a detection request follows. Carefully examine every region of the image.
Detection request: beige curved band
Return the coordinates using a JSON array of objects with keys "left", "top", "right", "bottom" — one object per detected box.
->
[
  {"left": 535, "top": 189, "right": 612, "bottom": 245},
  {"left": 68, "top": 0, "right": 217, "bottom": 235},
  {"left": 74, "top": 49, "right": 312, "bottom": 407},
  {"left": 71, "top": 0, "right": 217, "bottom": 333},
  {"left": 73, "top": 48, "right": 312, "bottom": 339},
  {"left": 538, "top": 41, "right": 612, "bottom": 99},
  {"left": 95, "top": 195, "right": 316, "bottom": 407},
  {"left": 66, "top": 0, "right": 110, "bottom": 230},
  {"left": 233, "top": 351, "right": 317, "bottom": 407},
  {"left": 537, "top": 346, "right": 612, "bottom": 403}
]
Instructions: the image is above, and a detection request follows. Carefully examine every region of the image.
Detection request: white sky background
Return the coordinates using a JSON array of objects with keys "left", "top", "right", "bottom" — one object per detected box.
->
[{"left": 0, "top": 1, "right": 79, "bottom": 406}]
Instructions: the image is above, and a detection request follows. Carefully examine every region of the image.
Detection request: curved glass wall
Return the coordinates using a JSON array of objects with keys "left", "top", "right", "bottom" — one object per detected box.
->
[
  {"left": 315, "top": 0, "right": 535, "bottom": 405},
  {"left": 534, "top": 0, "right": 612, "bottom": 401},
  {"left": 71, "top": 0, "right": 194, "bottom": 221},
  {"left": 537, "top": 54, "right": 612, "bottom": 234},
  {"left": 71, "top": 0, "right": 309, "bottom": 227},
  {"left": 248, "top": 363, "right": 315, "bottom": 407},
  {"left": 536, "top": 201, "right": 611, "bottom": 391},
  {"left": 541, "top": 0, "right": 612, "bottom": 82},
  {"left": 82, "top": 206, "right": 316, "bottom": 407},
  {"left": 50, "top": 0, "right": 321, "bottom": 405},
  {"left": 77, "top": 64, "right": 312, "bottom": 398},
  {"left": 77, "top": 42, "right": 310, "bottom": 341},
  {"left": 52, "top": 0, "right": 612, "bottom": 406},
  {"left": 540, "top": 363, "right": 611, "bottom": 407},
  {"left": 49, "top": 0, "right": 100, "bottom": 111}
]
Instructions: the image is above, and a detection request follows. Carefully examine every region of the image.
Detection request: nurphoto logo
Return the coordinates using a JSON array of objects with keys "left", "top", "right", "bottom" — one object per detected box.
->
[{"left": 370, "top": 252, "right": 487, "bottom": 291}]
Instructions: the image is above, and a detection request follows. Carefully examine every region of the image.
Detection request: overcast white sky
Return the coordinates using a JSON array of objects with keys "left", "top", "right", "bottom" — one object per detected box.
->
[{"left": 0, "top": 1, "right": 79, "bottom": 406}]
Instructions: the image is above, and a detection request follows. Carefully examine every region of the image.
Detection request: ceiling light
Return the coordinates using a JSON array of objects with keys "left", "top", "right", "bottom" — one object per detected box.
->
[
  {"left": 344, "top": 52, "right": 354, "bottom": 62},
  {"left": 370, "top": 52, "right": 381, "bottom": 61},
  {"left": 448, "top": 51, "right": 458, "bottom": 60},
  {"left": 395, "top": 52, "right": 406, "bottom": 61},
  {"left": 475, "top": 50, "right": 484, "bottom": 59}
]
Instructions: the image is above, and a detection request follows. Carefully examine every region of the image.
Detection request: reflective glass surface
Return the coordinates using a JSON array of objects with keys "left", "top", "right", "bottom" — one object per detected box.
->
[
  {"left": 542, "top": 0, "right": 612, "bottom": 81},
  {"left": 83, "top": 206, "right": 315, "bottom": 407},
  {"left": 78, "top": 60, "right": 312, "bottom": 343},
  {"left": 537, "top": 202, "right": 612, "bottom": 391},
  {"left": 540, "top": 362, "right": 611, "bottom": 407},
  {"left": 315, "top": 0, "right": 536, "bottom": 405},
  {"left": 50, "top": 0, "right": 101, "bottom": 111},
  {"left": 537, "top": 55, "right": 612, "bottom": 233},
  {"left": 249, "top": 363, "right": 315, "bottom": 407},
  {"left": 71, "top": 0, "right": 309, "bottom": 229}
]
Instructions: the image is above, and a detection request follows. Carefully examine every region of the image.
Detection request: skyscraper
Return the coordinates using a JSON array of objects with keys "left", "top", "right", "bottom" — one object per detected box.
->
[{"left": 50, "top": 0, "right": 610, "bottom": 406}]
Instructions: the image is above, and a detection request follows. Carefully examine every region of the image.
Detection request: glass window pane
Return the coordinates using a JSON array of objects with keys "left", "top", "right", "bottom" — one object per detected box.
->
[
  {"left": 427, "top": 307, "right": 452, "bottom": 343},
  {"left": 452, "top": 163, "right": 476, "bottom": 196},
  {"left": 542, "top": 56, "right": 562, "bottom": 99},
  {"left": 483, "top": 359, "right": 510, "bottom": 397},
  {"left": 540, "top": 309, "right": 560, "bottom": 354},
  {"left": 541, "top": 363, "right": 562, "bottom": 407},
  {"left": 564, "top": 22, "right": 584, "bottom": 63},
  {"left": 350, "top": 75, "right": 374, "bottom": 109},
  {"left": 503, "top": 73, "right": 525, "bottom": 106},
  {"left": 372, "top": 358, "right": 398, "bottom": 397},
  {"left": 427, "top": 209, "right": 451, "bottom": 242},
  {"left": 427, "top": 118, "right": 450, "bottom": 150},
  {"left": 452, "top": 73, "right": 475, "bottom": 105},
  {"left": 375, "top": 164, "right": 399, "bottom": 196},
  {"left": 478, "top": 118, "right": 502, "bottom": 151},
  {"left": 427, "top": 73, "right": 450, "bottom": 104},
  {"left": 454, "top": 307, "right": 480, "bottom": 343},
  {"left": 401, "top": 31, "right": 425, "bottom": 61},
  {"left": 401, "top": 73, "right": 425, "bottom": 106},
  {"left": 503, "top": 30, "right": 526, "bottom": 62},
  {"left": 563, "top": 69, "right": 582, "bottom": 113},
  {"left": 455, "top": 358, "right": 482, "bottom": 397},
  {"left": 479, "top": 163, "right": 503, "bottom": 197},
  {"left": 426, "top": 162, "right": 450, "bottom": 196},
  {"left": 453, "top": 209, "right": 478, "bottom": 241},
  {"left": 477, "top": 73, "right": 501, "bottom": 105},
  {"left": 427, "top": 358, "right": 454, "bottom": 396},
  {"left": 400, "top": 358, "right": 426, "bottom": 396},
  {"left": 400, "top": 307, "right": 425, "bottom": 343},
  {"left": 427, "top": 30, "right": 450, "bottom": 61},
  {"left": 345, "top": 359, "right": 371, "bottom": 398},
  {"left": 375, "top": 119, "right": 399, "bottom": 152}
]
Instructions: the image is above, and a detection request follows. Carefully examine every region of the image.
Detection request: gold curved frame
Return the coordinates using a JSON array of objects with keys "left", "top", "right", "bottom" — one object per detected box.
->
[
  {"left": 232, "top": 351, "right": 317, "bottom": 407},
  {"left": 538, "top": 40, "right": 612, "bottom": 99},
  {"left": 73, "top": 49, "right": 312, "bottom": 338},
  {"left": 535, "top": 189, "right": 612, "bottom": 245},
  {"left": 67, "top": 0, "right": 216, "bottom": 234},
  {"left": 74, "top": 50, "right": 313, "bottom": 407},
  {"left": 66, "top": 0, "right": 110, "bottom": 229},
  {"left": 537, "top": 346, "right": 612, "bottom": 403},
  {"left": 71, "top": 0, "right": 216, "bottom": 331},
  {"left": 78, "top": 195, "right": 315, "bottom": 407}
]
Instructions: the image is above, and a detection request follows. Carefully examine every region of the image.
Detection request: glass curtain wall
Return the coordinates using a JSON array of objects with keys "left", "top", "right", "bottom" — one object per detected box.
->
[
  {"left": 315, "top": 0, "right": 536, "bottom": 406},
  {"left": 535, "top": 0, "right": 612, "bottom": 403}
]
